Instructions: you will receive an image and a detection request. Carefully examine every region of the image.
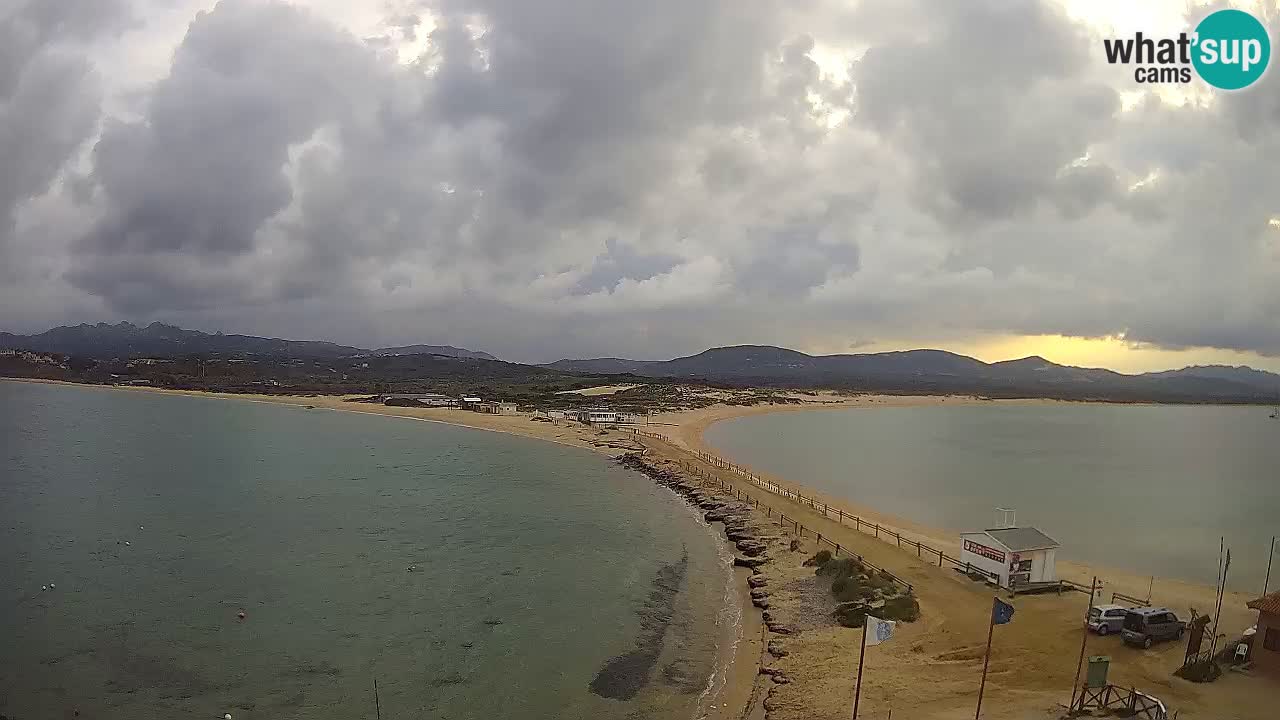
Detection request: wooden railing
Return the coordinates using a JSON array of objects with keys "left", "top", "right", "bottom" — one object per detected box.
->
[
  {"left": 1072, "top": 684, "right": 1170, "bottom": 720},
  {"left": 622, "top": 429, "right": 1014, "bottom": 587}
]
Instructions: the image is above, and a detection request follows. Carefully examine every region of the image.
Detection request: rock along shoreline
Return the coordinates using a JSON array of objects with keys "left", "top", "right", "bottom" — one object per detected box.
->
[{"left": 617, "top": 450, "right": 798, "bottom": 712}]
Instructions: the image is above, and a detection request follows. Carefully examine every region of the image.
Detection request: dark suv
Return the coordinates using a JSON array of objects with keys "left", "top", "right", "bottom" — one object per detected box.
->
[{"left": 1121, "top": 607, "right": 1185, "bottom": 649}]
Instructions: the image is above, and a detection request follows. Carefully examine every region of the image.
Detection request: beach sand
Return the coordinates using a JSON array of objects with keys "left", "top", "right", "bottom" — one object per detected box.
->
[{"left": 9, "top": 379, "right": 1272, "bottom": 718}]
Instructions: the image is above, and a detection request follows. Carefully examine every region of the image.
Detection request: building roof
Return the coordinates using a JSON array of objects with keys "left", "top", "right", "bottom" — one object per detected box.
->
[
  {"left": 1248, "top": 591, "right": 1280, "bottom": 615},
  {"left": 982, "top": 527, "right": 1060, "bottom": 552}
]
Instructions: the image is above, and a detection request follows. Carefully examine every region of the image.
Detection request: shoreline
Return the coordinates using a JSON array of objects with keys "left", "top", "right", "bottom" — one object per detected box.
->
[
  {"left": 1, "top": 377, "right": 769, "bottom": 720},
  {"left": 6, "top": 378, "right": 1273, "bottom": 717}
]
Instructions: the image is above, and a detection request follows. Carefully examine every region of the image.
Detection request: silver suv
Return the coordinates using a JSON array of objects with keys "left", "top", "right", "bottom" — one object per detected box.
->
[
  {"left": 1121, "top": 607, "right": 1185, "bottom": 649},
  {"left": 1087, "top": 604, "right": 1128, "bottom": 635}
]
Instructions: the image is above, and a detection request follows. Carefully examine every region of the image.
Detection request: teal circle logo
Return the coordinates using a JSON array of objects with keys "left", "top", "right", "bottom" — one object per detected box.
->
[{"left": 1192, "top": 9, "right": 1270, "bottom": 90}]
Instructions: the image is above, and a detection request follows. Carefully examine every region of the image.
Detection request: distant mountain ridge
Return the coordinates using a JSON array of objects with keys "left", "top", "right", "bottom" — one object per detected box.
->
[
  {"left": 546, "top": 345, "right": 1280, "bottom": 402},
  {"left": 0, "top": 322, "right": 496, "bottom": 361},
  {"left": 6, "top": 323, "right": 1280, "bottom": 403}
]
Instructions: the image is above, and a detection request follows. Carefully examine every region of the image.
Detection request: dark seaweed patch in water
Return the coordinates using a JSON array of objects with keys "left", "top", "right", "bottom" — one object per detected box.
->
[{"left": 589, "top": 549, "right": 688, "bottom": 700}]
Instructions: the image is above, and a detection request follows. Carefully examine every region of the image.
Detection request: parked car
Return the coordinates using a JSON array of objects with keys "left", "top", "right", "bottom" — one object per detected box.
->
[
  {"left": 1121, "top": 607, "right": 1185, "bottom": 648},
  {"left": 1087, "top": 604, "right": 1129, "bottom": 635}
]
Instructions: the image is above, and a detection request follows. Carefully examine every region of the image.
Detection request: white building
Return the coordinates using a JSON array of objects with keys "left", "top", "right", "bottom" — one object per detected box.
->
[
  {"left": 958, "top": 527, "right": 1060, "bottom": 590},
  {"left": 474, "top": 401, "right": 518, "bottom": 415},
  {"left": 575, "top": 408, "right": 624, "bottom": 424},
  {"left": 380, "top": 393, "right": 458, "bottom": 407}
]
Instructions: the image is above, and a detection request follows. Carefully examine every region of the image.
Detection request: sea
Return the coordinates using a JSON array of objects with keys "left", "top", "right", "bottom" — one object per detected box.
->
[
  {"left": 0, "top": 381, "right": 738, "bottom": 720},
  {"left": 705, "top": 402, "right": 1280, "bottom": 591}
]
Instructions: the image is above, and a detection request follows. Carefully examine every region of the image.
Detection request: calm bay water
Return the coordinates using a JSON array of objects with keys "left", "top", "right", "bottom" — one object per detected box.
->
[
  {"left": 705, "top": 403, "right": 1280, "bottom": 590},
  {"left": 0, "top": 381, "right": 735, "bottom": 720}
]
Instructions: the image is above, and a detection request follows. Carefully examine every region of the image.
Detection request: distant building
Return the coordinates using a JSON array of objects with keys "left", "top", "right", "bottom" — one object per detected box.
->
[
  {"left": 460, "top": 396, "right": 483, "bottom": 409},
  {"left": 474, "top": 401, "right": 518, "bottom": 415},
  {"left": 958, "top": 527, "right": 1060, "bottom": 590},
  {"left": 1247, "top": 591, "right": 1280, "bottom": 678},
  {"left": 379, "top": 393, "right": 458, "bottom": 407},
  {"left": 575, "top": 408, "right": 625, "bottom": 424}
]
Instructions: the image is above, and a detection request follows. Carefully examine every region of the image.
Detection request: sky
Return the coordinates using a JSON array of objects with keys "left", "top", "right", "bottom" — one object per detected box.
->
[{"left": 3, "top": 0, "right": 1280, "bottom": 371}]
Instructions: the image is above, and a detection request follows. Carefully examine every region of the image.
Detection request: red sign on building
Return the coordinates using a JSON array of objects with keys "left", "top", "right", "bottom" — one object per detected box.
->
[{"left": 964, "top": 539, "right": 1006, "bottom": 564}]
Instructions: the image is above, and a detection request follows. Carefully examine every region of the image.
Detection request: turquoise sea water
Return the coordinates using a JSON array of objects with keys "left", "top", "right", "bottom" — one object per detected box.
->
[
  {"left": 0, "top": 381, "right": 735, "bottom": 720},
  {"left": 705, "top": 403, "right": 1280, "bottom": 590}
]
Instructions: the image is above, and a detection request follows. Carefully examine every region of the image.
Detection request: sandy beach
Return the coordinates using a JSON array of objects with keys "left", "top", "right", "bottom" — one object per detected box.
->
[{"left": 8, "top": 379, "right": 1272, "bottom": 719}]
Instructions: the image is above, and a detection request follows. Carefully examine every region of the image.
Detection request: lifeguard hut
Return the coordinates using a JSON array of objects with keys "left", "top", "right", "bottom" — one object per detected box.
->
[{"left": 959, "top": 509, "right": 1060, "bottom": 591}]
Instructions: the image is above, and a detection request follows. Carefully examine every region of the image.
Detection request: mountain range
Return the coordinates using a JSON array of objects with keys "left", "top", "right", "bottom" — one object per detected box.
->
[
  {"left": 0, "top": 322, "right": 497, "bottom": 361},
  {"left": 546, "top": 345, "right": 1280, "bottom": 403},
  {"left": 5, "top": 323, "right": 1280, "bottom": 403}
]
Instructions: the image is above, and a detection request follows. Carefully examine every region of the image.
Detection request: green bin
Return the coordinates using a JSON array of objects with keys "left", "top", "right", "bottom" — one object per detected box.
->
[{"left": 1086, "top": 656, "right": 1110, "bottom": 688}]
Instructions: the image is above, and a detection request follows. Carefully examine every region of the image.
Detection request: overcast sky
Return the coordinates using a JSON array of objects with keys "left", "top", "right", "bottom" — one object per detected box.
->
[{"left": 2, "top": 0, "right": 1280, "bottom": 369}]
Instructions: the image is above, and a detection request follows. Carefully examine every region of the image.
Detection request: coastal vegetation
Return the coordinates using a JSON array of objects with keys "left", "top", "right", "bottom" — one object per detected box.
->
[{"left": 808, "top": 551, "right": 921, "bottom": 627}]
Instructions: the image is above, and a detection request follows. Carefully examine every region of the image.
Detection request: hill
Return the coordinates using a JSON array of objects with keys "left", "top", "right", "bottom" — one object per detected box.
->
[
  {"left": 547, "top": 345, "right": 1280, "bottom": 403},
  {"left": 374, "top": 344, "right": 498, "bottom": 361},
  {"left": 0, "top": 322, "right": 495, "bottom": 361}
]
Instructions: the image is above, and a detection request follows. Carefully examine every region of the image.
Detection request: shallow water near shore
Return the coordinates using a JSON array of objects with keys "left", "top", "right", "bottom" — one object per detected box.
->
[
  {"left": 706, "top": 402, "right": 1280, "bottom": 591},
  {"left": 0, "top": 380, "right": 735, "bottom": 720}
]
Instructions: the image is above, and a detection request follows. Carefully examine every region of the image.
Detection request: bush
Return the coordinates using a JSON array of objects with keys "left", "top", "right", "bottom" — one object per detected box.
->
[
  {"left": 833, "top": 602, "right": 867, "bottom": 628},
  {"left": 1174, "top": 658, "right": 1221, "bottom": 683},
  {"left": 881, "top": 594, "right": 921, "bottom": 623},
  {"left": 817, "top": 557, "right": 863, "bottom": 578},
  {"left": 834, "top": 579, "right": 876, "bottom": 604},
  {"left": 803, "top": 550, "right": 832, "bottom": 567}
]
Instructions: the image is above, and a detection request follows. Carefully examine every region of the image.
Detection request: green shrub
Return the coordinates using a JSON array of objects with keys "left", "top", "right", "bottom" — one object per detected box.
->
[
  {"left": 803, "top": 550, "right": 833, "bottom": 567},
  {"left": 818, "top": 557, "right": 863, "bottom": 578},
  {"left": 881, "top": 594, "right": 921, "bottom": 623},
  {"left": 833, "top": 603, "right": 867, "bottom": 628},
  {"left": 834, "top": 579, "right": 875, "bottom": 604}
]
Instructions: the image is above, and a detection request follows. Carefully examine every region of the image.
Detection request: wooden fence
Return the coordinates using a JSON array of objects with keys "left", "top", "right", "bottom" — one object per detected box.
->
[
  {"left": 1071, "top": 684, "right": 1170, "bottom": 720},
  {"left": 679, "top": 458, "right": 916, "bottom": 594},
  {"left": 1112, "top": 590, "right": 1151, "bottom": 607},
  {"left": 623, "top": 428, "right": 1010, "bottom": 587}
]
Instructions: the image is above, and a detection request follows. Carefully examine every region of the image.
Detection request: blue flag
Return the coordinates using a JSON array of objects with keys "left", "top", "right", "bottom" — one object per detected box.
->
[{"left": 992, "top": 598, "right": 1015, "bottom": 625}]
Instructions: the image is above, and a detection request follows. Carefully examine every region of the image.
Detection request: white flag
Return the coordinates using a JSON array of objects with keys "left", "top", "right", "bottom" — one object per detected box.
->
[{"left": 865, "top": 615, "right": 895, "bottom": 646}]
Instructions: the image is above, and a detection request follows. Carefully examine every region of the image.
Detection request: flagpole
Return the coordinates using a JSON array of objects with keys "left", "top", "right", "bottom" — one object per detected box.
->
[
  {"left": 852, "top": 618, "right": 869, "bottom": 720},
  {"left": 975, "top": 597, "right": 997, "bottom": 720}
]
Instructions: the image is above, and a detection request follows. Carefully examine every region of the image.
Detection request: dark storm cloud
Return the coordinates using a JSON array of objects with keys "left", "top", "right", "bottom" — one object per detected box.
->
[
  {"left": 3, "top": 0, "right": 1280, "bottom": 362},
  {"left": 0, "top": 0, "right": 130, "bottom": 283},
  {"left": 851, "top": 0, "right": 1120, "bottom": 222},
  {"left": 571, "top": 239, "right": 682, "bottom": 296},
  {"left": 67, "top": 1, "right": 383, "bottom": 309}
]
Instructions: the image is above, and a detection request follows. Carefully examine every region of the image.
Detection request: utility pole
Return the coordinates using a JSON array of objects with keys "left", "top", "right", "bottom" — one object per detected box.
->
[{"left": 1264, "top": 536, "right": 1276, "bottom": 597}]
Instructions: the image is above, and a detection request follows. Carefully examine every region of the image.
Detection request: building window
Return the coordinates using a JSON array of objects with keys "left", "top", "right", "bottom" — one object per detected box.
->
[{"left": 1265, "top": 627, "right": 1280, "bottom": 652}]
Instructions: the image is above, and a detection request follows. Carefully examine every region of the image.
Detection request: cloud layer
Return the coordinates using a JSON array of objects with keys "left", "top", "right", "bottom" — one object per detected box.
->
[{"left": 1, "top": 0, "right": 1278, "bottom": 363}]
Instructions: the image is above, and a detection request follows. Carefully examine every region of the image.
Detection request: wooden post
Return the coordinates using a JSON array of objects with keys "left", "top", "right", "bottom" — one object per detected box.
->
[
  {"left": 1069, "top": 576, "right": 1098, "bottom": 711},
  {"left": 852, "top": 618, "right": 869, "bottom": 719},
  {"left": 1265, "top": 536, "right": 1276, "bottom": 596},
  {"left": 975, "top": 599, "right": 997, "bottom": 720}
]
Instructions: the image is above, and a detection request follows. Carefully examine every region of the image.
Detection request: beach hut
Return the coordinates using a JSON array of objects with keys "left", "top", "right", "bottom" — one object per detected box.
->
[
  {"left": 1246, "top": 591, "right": 1280, "bottom": 678},
  {"left": 959, "top": 527, "right": 1060, "bottom": 590}
]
